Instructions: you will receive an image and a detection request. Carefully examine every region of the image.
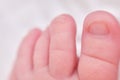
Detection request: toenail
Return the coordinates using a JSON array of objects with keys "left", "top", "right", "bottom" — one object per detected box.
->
[{"left": 88, "top": 22, "right": 109, "bottom": 35}]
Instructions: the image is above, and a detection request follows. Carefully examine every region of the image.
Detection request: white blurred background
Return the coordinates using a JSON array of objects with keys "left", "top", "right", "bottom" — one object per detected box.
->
[{"left": 0, "top": 0, "right": 120, "bottom": 80}]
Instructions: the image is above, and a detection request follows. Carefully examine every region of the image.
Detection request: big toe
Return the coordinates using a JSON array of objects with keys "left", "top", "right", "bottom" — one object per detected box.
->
[{"left": 78, "top": 11, "right": 120, "bottom": 80}]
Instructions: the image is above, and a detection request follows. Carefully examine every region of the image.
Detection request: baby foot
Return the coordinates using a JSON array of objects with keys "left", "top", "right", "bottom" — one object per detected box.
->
[
  {"left": 10, "top": 11, "right": 120, "bottom": 80},
  {"left": 10, "top": 15, "right": 78, "bottom": 80}
]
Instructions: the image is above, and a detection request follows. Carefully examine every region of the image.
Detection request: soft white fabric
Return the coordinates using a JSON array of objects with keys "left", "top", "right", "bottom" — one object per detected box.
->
[{"left": 0, "top": 0, "right": 120, "bottom": 80}]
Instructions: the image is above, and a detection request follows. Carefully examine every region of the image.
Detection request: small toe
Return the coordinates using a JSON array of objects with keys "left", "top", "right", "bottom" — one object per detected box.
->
[
  {"left": 12, "top": 28, "right": 41, "bottom": 78},
  {"left": 49, "top": 14, "right": 77, "bottom": 78},
  {"left": 33, "top": 29, "right": 49, "bottom": 71}
]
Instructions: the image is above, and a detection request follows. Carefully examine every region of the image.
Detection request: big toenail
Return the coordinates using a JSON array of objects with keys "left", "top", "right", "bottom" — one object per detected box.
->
[{"left": 88, "top": 22, "right": 109, "bottom": 35}]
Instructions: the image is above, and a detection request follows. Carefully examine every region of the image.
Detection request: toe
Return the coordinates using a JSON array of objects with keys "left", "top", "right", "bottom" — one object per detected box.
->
[
  {"left": 13, "top": 28, "right": 41, "bottom": 77},
  {"left": 78, "top": 11, "right": 120, "bottom": 80},
  {"left": 49, "top": 14, "right": 77, "bottom": 78},
  {"left": 33, "top": 29, "right": 49, "bottom": 71}
]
